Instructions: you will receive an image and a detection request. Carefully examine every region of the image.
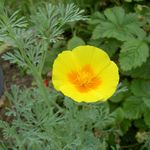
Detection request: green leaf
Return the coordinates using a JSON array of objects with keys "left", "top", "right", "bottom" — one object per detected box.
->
[
  {"left": 110, "top": 92, "right": 125, "bottom": 103},
  {"left": 144, "top": 108, "right": 150, "bottom": 128},
  {"left": 92, "top": 23, "right": 135, "bottom": 41},
  {"left": 89, "top": 11, "right": 105, "bottom": 25},
  {"left": 31, "top": 3, "right": 87, "bottom": 43},
  {"left": 0, "top": 0, "right": 4, "bottom": 10},
  {"left": 119, "top": 39, "right": 149, "bottom": 71},
  {"left": 123, "top": 96, "right": 144, "bottom": 119},
  {"left": 92, "top": 7, "right": 145, "bottom": 41},
  {"left": 120, "top": 119, "right": 131, "bottom": 134},
  {"left": 131, "top": 79, "right": 150, "bottom": 97},
  {"left": 0, "top": 142, "right": 7, "bottom": 150},
  {"left": 143, "top": 97, "right": 150, "bottom": 109},
  {"left": 0, "top": 120, "right": 8, "bottom": 128},
  {"left": 67, "top": 35, "right": 85, "bottom": 49},
  {"left": 134, "top": 119, "right": 148, "bottom": 130},
  {"left": 104, "top": 7, "right": 125, "bottom": 25},
  {"left": 123, "top": 58, "right": 150, "bottom": 79},
  {"left": 110, "top": 108, "right": 124, "bottom": 123},
  {"left": 99, "top": 38, "right": 121, "bottom": 57},
  {"left": 147, "top": 34, "right": 150, "bottom": 43}
]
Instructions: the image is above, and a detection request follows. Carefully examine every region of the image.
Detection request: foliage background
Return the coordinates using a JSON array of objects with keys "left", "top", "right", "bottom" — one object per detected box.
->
[{"left": 0, "top": 0, "right": 150, "bottom": 149}]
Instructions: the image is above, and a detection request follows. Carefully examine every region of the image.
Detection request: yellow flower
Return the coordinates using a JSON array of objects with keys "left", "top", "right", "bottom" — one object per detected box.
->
[{"left": 52, "top": 45, "right": 119, "bottom": 102}]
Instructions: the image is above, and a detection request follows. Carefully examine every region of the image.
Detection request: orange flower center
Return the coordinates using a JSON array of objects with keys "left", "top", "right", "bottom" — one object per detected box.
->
[{"left": 68, "top": 65, "right": 101, "bottom": 92}]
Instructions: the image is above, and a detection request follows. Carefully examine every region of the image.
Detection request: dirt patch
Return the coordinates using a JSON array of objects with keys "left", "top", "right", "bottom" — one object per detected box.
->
[
  {"left": 1, "top": 60, "right": 33, "bottom": 91},
  {"left": 0, "top": 58, "right": 33, "bottom": 110}
]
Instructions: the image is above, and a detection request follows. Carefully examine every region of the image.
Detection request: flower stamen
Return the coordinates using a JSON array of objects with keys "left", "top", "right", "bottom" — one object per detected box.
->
[{"left": 68, "top": 65, "right": 101, "bottom": 92}]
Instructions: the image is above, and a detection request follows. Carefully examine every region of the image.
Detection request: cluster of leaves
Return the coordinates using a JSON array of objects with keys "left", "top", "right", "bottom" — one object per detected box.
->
[
  {"left": 0, "top": 1, "right": 86, "bottom": 70},
  {"left": 89, "top": 4, "right": 150, "bottom": 149},
  {"left": 0, "top": 0, "right": 150, "bottom": 149},
  {"left": 62, "top": 0, "right": 150, "bottom": 149},
  {"left": 90, "top": 6, "right": 149, "bottom": 71},
  {"left": 0, "top": 0, "right": 121, "bottom": 149},
  {"left": 0, "top": 86, "right": 123, "bottom": 150}
]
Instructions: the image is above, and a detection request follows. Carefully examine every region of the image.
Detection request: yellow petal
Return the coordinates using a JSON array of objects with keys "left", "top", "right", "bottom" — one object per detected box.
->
[
  {"left": 96, "top": 61, "right": 119, "bottom": 100},
  {"left": 52, "top": 50, "right": 79, "bottom": 90},
  {"left": 59, "top": 84, "right": 104, "bottom": 103},
  {"left": 72, "top": 45, "right": 110, "bottom": 74}
]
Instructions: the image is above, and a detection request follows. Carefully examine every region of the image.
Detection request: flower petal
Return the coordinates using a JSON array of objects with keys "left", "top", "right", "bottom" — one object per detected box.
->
[
  {"left": 72, "top": 45, "right": 110, "bottom": 74},
  {"left": 52, "top": 50, "right": 79, "bottom": 90},
  {"left": 96, "top": 61, "right": 119, "bottom": 100}
]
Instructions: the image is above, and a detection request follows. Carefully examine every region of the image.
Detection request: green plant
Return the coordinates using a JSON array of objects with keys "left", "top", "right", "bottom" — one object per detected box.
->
[
  {"left": 0, "top": 1, "right": 123, "bottom": 150},
  {"left": 0, "top": 85, "right": 123, "bottom": 150},
  {"left": 1, "top": 0, "right": 150, "bottom": 149},
  {"left": 86, "top": 3, "right": 150, "bottom": 149}
]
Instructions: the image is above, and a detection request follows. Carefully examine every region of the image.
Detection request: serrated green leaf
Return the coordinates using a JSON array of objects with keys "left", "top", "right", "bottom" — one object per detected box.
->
[
  {"left": 123, "top": 96, "right": 144, "bottom": 119},
  {"left": 104, "top": 7, "right": 125, "bottom": 25},
  {"left": 131, "top": 79, "right": 150, "bottom": 97},
  {"left": 92, "top": 23, "right": 135, "bottom": 41},
  {"left": 119, "top": 39, "right": 149, "bottom": 71},
  {"left": 89, "top": 11, "right": 105, "bottom": 25},
  {"left": 92, "top": 7, "right": 145, "bottom": 41},
  {"left": 110, "top": 108, "right": 124, "bottom": 123},
  {"left": 100, "top": 38, "right": 121, "bottom": 57},
  {"left": 123, "top": 58, "right": 150, "bottom": 79},
  {"left": 67, "top": 35, "right": 85, "bottom": 49}
]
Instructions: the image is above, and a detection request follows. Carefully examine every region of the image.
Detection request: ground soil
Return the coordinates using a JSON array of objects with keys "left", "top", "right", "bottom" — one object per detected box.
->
[
  {"left": 1, "top": 60, "right": 32, "bottom": 90},
  {"left": 0, "top": 58, "right": 33, "bottom": 116}
]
